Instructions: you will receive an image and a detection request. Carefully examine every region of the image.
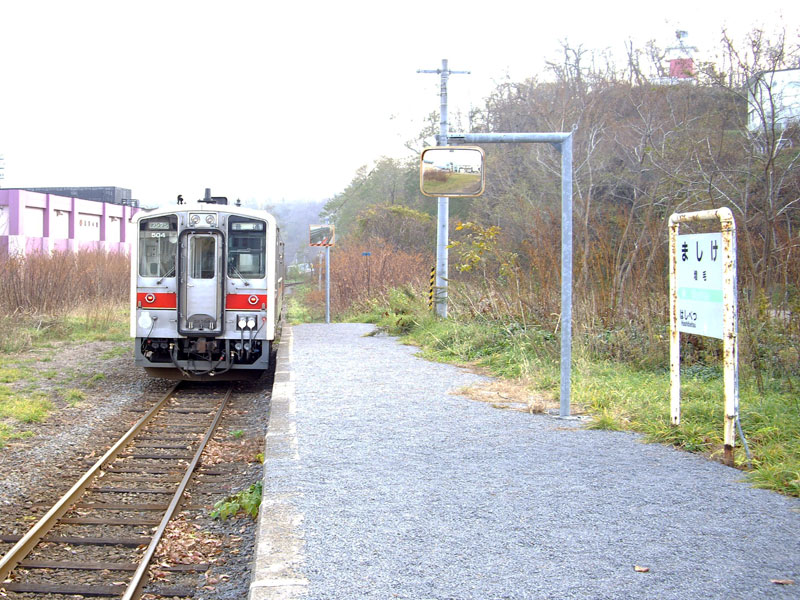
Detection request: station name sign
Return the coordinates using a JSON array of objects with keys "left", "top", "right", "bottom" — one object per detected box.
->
[{"left": 676, "top": 232, "right": 723, "bottom": 339}]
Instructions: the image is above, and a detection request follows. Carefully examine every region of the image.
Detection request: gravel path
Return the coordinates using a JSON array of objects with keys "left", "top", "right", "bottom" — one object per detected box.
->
[{"left": 261, "top": 323, "right": 799, "bottom": 599}]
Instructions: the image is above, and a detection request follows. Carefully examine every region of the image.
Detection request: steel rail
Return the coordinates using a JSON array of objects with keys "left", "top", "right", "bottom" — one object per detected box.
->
[
  {"left": 123, "top": 383, "right": 233, "bottom": 600},
  {"left": 0, "top": 382, "right": 181, "bottom": 581}
]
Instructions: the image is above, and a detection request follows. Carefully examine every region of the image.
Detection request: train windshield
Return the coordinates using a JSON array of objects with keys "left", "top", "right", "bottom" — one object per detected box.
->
[
  {"left": 228, "top": 217, "right": 266, "bottom": 279},
  {"left": 139, "top": 215, "right": 178, "bottom": 277}
]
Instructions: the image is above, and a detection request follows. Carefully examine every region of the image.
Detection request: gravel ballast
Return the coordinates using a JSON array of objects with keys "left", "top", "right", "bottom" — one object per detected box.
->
[
  {"left": 0, "top": 340, "right": 273, "bottom": 599},
  {"left": 259, "top": 323, "right": 800, "bottom": 599}
]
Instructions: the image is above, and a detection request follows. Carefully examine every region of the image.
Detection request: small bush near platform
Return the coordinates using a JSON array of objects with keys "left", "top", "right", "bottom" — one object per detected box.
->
[{"left": 210, "top": 482, "right": 263, "bottom": 520}]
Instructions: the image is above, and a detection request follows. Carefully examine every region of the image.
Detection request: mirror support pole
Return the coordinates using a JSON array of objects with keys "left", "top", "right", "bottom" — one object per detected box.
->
[
  {"left": 325, "top": 245, "right": 331, "bottom": 324},
  {"left": 559, "top": 134, "right": 573, "bottom": 417},
  {"left": 449, "top": 130, "right": 575, "bottom": 417}
]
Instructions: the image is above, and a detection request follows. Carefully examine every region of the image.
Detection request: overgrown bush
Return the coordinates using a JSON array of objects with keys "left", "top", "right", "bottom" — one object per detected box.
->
[
  {"left": 0, "top": 250, "right": 130, "bottom": 352},
  {"left": 0, "top": 250, "right": 129, "bottom": 315},
  {"left": 327, "top": 241, "right": 430, "bottom": 315}
]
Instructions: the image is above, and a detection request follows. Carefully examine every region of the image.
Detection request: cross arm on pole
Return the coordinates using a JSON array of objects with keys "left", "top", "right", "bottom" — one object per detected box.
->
[
  {"left": 417, "top": 69, "right": 471, "bottom": 75},
  {"left": 449, "top": 132, "right": 571, "bottom": 144}
]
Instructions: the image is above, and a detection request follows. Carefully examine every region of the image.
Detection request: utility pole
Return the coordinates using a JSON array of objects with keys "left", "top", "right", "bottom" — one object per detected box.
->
[{"left": 417, "top": 59, "right": 470, "bottom": 317}]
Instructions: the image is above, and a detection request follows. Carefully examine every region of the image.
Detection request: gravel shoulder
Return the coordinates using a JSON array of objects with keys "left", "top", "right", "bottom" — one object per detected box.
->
[
  {"left": 268, "top": 323, "right": 800, "bottom": 600},
  {"left": 0, "top": 340, "right": 172, "bottom": 510}
]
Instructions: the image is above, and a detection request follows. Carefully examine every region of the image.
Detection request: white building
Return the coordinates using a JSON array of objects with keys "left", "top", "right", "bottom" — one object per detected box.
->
[{"left": 748, "top": 68, "right": 800, "bottom": 132}]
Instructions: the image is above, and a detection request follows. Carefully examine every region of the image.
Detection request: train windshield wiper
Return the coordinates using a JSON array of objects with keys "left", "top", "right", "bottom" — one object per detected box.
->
[
  {"left": 156, "top": 265, "right": 175, "bottom": 284},
  {"left": 230, "top": 265, "right": 251, "bottom": 286}
]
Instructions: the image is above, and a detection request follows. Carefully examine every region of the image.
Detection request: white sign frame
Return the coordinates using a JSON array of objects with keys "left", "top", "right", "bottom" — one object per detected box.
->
[{"left": 669, "top": 208, "right": 739, "bottom": 465}]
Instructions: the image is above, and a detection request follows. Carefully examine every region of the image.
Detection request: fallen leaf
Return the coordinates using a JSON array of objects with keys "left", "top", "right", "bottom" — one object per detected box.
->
[
  {"left": 771, "top": 579, "right": 794, "bottom": 585},
  {"left": 634, "top": 565, "right": 650, "bottom": 573}
]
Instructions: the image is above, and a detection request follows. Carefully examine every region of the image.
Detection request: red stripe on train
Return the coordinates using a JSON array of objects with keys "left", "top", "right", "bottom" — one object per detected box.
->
[
  {"left": 226, "top": 294, "right": 267, "bottom": 310},
  {"left": 137, "top": 292, "right": 177, "bottom": 309}
]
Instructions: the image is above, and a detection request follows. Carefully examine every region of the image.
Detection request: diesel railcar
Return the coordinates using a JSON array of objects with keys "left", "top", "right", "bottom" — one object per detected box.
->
[{"left": 130, "top": 193, "right": 284, "bottom": 379}]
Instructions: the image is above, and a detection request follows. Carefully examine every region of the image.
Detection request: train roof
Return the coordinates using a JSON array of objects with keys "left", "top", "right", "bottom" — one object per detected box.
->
[{"left": 132, "top": 202, "right": 279, "bottom": 227}]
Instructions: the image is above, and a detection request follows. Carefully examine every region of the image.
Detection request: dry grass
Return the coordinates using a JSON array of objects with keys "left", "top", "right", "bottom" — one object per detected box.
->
[
  {"left": 202, "top": 437, "right": 263, "bottom": 465},
  {"left": 323, "top": 240, "right": 431, "bottom": 315},
  {"left": 0, "top": 250, "right": 129, "bottom": 315},
  {"left": 0, "top": 250, "right": 130, "bottom": 352},
  {"left": 454, "top": 379, "right": 561, "bottom": 414}
]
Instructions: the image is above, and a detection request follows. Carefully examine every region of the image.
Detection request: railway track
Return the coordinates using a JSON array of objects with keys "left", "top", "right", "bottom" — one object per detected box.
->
[{"left": 0, "top": 381, "right": 234, "bottom": 598}]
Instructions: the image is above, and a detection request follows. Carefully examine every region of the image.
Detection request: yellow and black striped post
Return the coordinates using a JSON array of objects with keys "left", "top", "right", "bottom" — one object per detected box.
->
[{"left": 428, "top": 266, "right": 436, "bottom": 310}]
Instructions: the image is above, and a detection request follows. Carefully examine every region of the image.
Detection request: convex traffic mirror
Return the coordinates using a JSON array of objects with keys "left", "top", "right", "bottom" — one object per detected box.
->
[
  {"left": 419, "top": 146, "right": 485, "bottom": 197},
  {"left": 309, "top": 224, "right": 335, "bottom": 247}
]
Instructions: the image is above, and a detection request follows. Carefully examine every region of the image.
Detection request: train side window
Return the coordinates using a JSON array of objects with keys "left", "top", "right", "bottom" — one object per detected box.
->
[
  {"left": 138, "top": 216, "right": 178, "bottom": 277},
  {"left": 228, "top": 217, "right": 266, "bottom": 279}
]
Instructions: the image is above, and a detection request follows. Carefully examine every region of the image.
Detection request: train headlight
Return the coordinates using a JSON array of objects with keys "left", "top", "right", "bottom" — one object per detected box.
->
[
  {"left": 138, "top": 312, "right": 153, "bottom": 330},
  {"left": 190, "top": 214, "right": 201, "bottom": 225},
  {"left": 247, "top": 317, "right": 256, "bottom": 329},
  {"left": 205, "top": 214, "right": 216, "bottom": 226},
  {"left": 238, "top": 317, "right": 247, "bottom": 329}
]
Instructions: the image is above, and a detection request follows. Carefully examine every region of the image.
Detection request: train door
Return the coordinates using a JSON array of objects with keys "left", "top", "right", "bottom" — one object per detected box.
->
[{"left": 178, "top": 231, "right": 224, "bottom": 336}]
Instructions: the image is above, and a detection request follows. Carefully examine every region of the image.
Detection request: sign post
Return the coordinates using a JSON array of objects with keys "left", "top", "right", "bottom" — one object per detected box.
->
[
  {"left": 669, "top": 208, "right": 738, "bottom": 465},
  {"left": 361, "top": 252, "right": 371, "bottom": 295},
  {"left": 310, "top": 225, "right": 335, "bottom": 324}
]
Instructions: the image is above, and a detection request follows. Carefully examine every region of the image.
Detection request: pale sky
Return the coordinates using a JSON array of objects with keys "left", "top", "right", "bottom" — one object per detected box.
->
[{"left": 1, "top": 0, "right": 797, "bottom": 208}]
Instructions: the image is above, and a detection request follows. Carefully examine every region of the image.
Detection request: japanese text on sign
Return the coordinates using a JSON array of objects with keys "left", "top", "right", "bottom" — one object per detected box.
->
[{"left": 676, "top": 232, "right": 723, "bottom": 339}]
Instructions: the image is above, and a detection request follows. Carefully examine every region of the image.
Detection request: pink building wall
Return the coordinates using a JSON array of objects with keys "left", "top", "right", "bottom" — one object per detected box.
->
[{"left": 0, "top": 189, "right": 139, "bottom": 258}]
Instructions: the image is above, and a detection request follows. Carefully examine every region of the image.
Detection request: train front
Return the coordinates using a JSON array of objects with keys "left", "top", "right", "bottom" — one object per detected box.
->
[{"left": 130, "top": 201, "right": 283, "bottom": 379}]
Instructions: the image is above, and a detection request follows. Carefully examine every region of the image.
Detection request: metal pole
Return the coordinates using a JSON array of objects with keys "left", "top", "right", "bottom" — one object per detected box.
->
[
  {"left": 559, "top": 134, "right": 573, "bottom": 417},
  {"left": 436, "top": 59, "right": 450, "bottom": 318},
  {"left": 418, "top": 59, "right": 470, "bottom": 318},
  {"left": 720, "top": 209, "right": 738, "bottom": 466},
  {"left": 325, "top": 246, "right": 331, "bottom": 324},
  {"left": 450, "top": 129, "right": 575, "bottom": 416},
  {"left": 436, "top": 198, "right": 448, "bottom": 317},
  {"left": 669, "top": 217, "right": 681, "bottom": 425}
]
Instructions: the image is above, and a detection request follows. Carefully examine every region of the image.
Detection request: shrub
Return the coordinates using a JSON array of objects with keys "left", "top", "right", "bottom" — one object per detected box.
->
[{"left": 210, "top": 482, "right": 263, "bottom": 520}]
